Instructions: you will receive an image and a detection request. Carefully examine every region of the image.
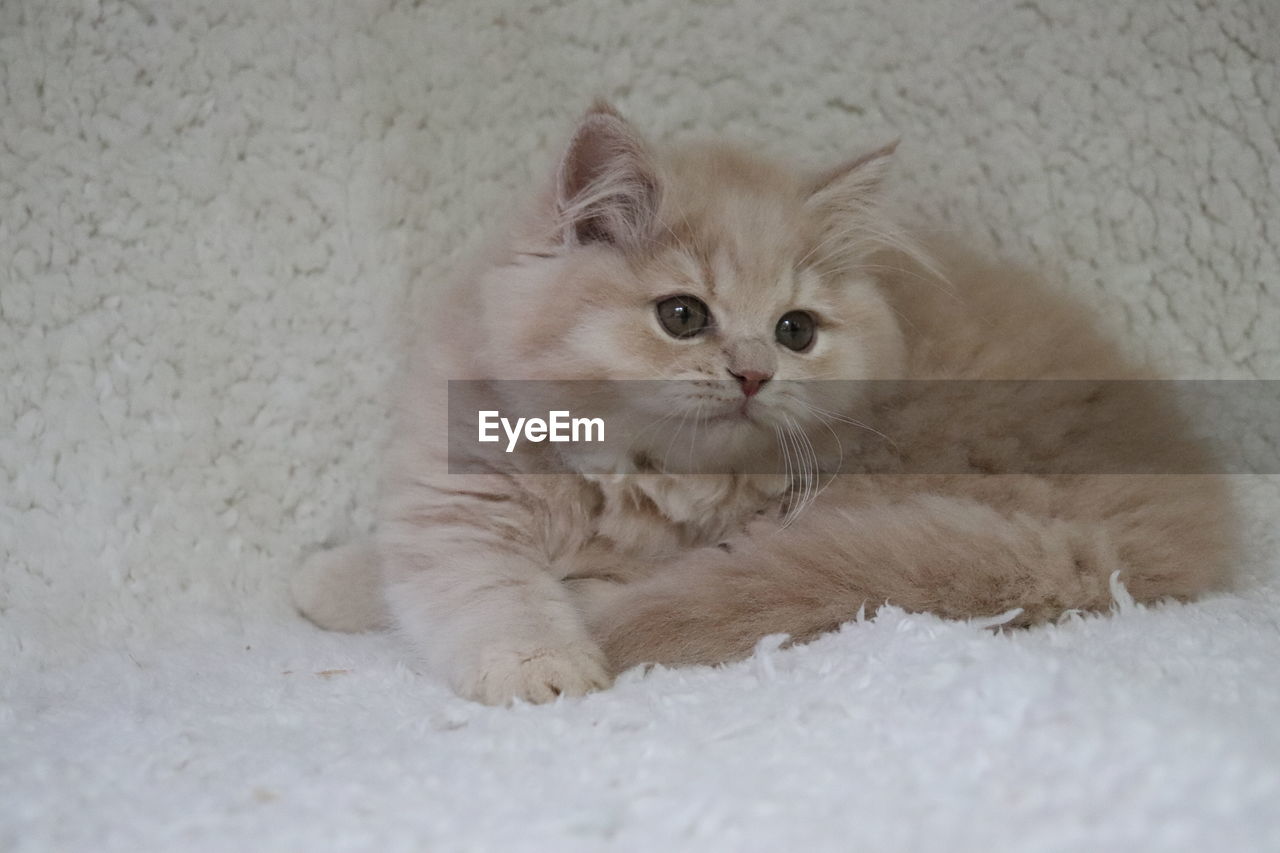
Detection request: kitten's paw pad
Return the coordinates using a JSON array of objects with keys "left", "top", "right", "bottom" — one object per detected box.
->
[{"left": 463, "top": 644, "right": 612, "bottom": 706}]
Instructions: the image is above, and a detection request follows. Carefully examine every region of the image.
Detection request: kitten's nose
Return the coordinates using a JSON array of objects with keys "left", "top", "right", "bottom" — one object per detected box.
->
[{"left": 729, "top": 369, "right": 772, "bottom": 398}]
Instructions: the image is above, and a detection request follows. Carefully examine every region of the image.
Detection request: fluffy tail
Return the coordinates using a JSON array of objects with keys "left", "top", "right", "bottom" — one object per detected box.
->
[
  {"left": 291, "top": 538, "right": 392, "bottom": 633},
  {"left": 577, "top": 482, "right": 1233, "bottom": 673}
]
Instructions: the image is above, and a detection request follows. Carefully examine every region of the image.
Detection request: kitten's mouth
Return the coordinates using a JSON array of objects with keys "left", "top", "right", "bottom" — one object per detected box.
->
[{"left": 701, "top": 401, "right": 759, "bottom": 425}]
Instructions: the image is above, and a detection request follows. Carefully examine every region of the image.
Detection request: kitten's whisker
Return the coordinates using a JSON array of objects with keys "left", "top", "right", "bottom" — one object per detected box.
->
[
  {"left": 807, "top": 409, "right": 845, "bottom": 504},
  {"left": 661, "top": 406, "right": 693, "bottom": 473},
  {"left": 621, "top": 409, "right": 680, "bottom": 469},
  {"left": 784, "top": 422, "right": 804, "bottom": 527},
  {"left": 780, "top": 420, "right": 801, "bottom": 528},
  {"left": 795, "top": 229, "right": 848, "bottom": 269},
  {"left": 788, "top": 414, "right": 820, "bottom": 524},
  {"left": 811, "top": 210, "right": 954, "bottom": 301},
  {"left": 805, "top": 424, "right": 825, "bottom": 505},
  {"left": 802, "top": 223, "right": 959, "bottom": 312},
  {"left": 628, "top": 409, "right": 678, "bottom": 451},
  {"left": 796, "top": 224, "right": 871, "bottom": 270},
  {"left": 657, "top": 217, "right": 696, "bottom": 260},
  {"left": 777, "top": 430, "right": 792, "bottom": 527},
  {"left": 773, "top": 423, "right": 795, "bottom": 527},
  {"left": 788, "top": 420, "right": 808, "bottom": 525},
  {"left": 686, "top": 401, "right": 704, "bottom": 471},
  {"left": 793, "top": 399, "right": 899, "bottom": 453},
  {"left": 821, "top": 213, "right": 940, "bottom": 277}
]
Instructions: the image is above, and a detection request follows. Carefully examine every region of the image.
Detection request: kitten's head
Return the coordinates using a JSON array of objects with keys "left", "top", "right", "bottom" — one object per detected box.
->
[{"left": 478, "top": 102, "right": 913, "bottom": 469}]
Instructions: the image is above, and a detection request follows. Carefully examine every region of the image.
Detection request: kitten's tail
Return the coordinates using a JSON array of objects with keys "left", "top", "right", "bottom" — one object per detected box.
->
[
  {"left": 579, "top": 487, "right": 1234, "bottom": 674},
  {"left": 291, "top": 538, "right": 392, "bottom": 633}
]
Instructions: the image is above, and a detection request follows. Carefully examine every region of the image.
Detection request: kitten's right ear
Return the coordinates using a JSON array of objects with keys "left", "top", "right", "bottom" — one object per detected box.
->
[{"left": 554, "top": 102, "right": 661, "bottom": 251}]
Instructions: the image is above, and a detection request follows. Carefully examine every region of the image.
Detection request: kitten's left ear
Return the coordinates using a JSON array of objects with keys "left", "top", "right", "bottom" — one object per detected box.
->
[
  {"left": 555, "top": 101, "right": 661, "bottom": 250},
  {"left": 807, "top": 139, "right": 899, "bottom": 205},
  {"left": 805, "top": 139, "right": 934, "bottom": 274}
]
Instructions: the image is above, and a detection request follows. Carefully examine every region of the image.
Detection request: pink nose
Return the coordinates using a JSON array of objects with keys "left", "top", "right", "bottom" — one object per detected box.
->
[{"left": 729, "top": 369, "right": 772, "bottom": 398}]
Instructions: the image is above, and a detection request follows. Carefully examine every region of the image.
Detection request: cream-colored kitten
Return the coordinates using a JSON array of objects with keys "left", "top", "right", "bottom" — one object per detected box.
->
[{"left": 293, "top": 103, "right": 1234, "bottom": 704}]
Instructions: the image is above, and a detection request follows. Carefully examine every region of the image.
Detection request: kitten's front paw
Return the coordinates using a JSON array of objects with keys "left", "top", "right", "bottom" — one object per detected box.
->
[{"left": 460, "top": 641, "right": 612, "bottom": 706}]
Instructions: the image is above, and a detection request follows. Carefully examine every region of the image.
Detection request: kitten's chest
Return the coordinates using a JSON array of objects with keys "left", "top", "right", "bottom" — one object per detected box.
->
[{"left": 553, "top": 472, "right": 786, "bottom": 579}]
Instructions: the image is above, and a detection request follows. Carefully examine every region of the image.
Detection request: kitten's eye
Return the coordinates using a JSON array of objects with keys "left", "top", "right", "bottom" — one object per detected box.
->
[
  {"left": 656, "top": 295, "right": 711, "bottom": 338},
  {"left": 775, "top": 311, "right": 816, "bottom": 352}
]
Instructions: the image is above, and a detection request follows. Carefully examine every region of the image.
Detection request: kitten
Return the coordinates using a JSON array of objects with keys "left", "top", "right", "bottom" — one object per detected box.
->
[{"left": 292, "top": 102, "right": 1234, "bottom": 705}]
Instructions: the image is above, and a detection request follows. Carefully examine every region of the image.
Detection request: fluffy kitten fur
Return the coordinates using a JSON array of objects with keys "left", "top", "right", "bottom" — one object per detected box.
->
[{"left": 292, "top": 103, "right": 1234, "bottom": 705}]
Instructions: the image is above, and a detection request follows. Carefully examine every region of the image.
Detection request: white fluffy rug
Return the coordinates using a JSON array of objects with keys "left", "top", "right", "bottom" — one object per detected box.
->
[{"left": 3, "top": 1, "right": 1279, "bottom": 850}]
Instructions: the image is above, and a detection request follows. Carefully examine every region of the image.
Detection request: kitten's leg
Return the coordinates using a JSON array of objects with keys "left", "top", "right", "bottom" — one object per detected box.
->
[
  {"left": 380, "top": 529, "right": 610, "bottom": 705},
  {"left": 292, "top": 538, "right": 391, "bottom": 632},
  {"left": 581, "top": 490, "right": 1229, "bottom": 673}
]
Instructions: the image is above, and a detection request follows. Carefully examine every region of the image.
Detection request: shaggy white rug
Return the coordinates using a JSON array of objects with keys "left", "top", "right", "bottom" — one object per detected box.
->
[{"left": 3, "top": 0, "right": 1279, "bottom": 850}]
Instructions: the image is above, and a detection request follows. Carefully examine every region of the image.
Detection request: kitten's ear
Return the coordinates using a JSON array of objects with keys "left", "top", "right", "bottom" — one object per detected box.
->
[
  {"left": 807, "top": 139, "right": 899, "bottom": 205},
  {"left": 555, "top": 101, "right": 661, "bottom": 250},
  {"left": 805, "top": 139, "right": 935, "bottom": 275}
]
